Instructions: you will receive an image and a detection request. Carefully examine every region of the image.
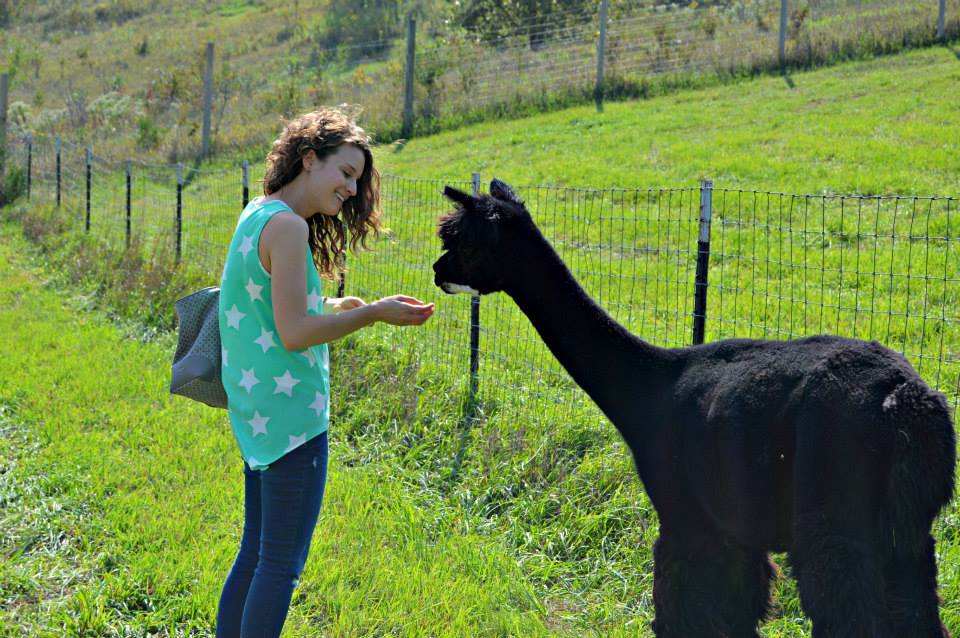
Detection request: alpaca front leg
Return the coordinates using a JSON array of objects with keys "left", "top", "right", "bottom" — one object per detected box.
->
[{"left": 651, "top": 531, "right": 773, "bottom": 638}]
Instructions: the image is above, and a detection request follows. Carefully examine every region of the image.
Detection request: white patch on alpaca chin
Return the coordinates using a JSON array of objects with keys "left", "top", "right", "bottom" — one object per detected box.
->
[
  {"left": 882, "top": 393, "right": 897, "bottom": 412},
  {"left": 442, "top": 283, "right": 480, "bottom": 296}
]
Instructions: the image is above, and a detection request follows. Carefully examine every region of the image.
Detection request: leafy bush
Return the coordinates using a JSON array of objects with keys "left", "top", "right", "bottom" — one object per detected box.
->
[
  {"left": 136, "top": 116, "right": 162, "bottom": 150},
  {"left": 0, "top": 166, "right": 27, "bottom": 207},
  {"left": 313, "top": 0, "right": 402, "bottom": 63},
  {"left": 89, "top": 92, "right": 135, "bottom": 132}
]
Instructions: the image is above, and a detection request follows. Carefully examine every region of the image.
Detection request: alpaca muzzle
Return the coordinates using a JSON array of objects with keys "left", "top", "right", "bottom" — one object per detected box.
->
[{"left": 440, "top": 282, "right": 480, "bottom": 296}]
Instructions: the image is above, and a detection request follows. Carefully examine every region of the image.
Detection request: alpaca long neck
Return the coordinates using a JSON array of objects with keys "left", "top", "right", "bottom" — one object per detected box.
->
[{"left": 504, "top": 229, "right": 674, "bottom": 427}]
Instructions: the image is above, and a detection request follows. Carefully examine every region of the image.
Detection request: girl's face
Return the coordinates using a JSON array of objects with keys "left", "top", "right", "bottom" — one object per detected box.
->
[{"left": 304, "top": 144, "right": 366, "bottom": 216}]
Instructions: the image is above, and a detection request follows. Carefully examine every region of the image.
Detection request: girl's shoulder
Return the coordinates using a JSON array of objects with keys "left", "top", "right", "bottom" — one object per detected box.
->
[{"left": 241, "top": 196, "right": 292, "bottom": 218}]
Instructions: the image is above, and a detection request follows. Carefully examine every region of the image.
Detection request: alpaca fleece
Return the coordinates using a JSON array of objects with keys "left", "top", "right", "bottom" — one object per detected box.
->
[{"left": 433, "top": 179, "right": 957, "bottom": 638}]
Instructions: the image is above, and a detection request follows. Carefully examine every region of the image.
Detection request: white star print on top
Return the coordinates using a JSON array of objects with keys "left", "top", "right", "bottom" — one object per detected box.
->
[
  {"left": 254, "top": 328, "right": 276, "bottom": 353},
  {"left": 225, "top": 305, "right": 246, "bottom": 330},
  {"left": 218, "top": 197, "right": 330, "bottom": 471},
  {"left": 308, "top": 391, "right": 328, "bottom": 417},
  {"left": 301, "top": 349, "right": 316, "bottom": 367},
  {"left": 239, "top": 368, "right": 260, "bottom": 393},
  {"left": 237, "top": 235, "right": 255, "bottom": 258},
  {"left": 246, "top": 278, "right": 264, "bottom": 302},
  {"left": 273, "top": 370, "right": 301, "bottom": 397},
  {"left": 285, "top": 433, "right": 307, "bottom": 453},
  {"left": 249, "top": 411, "right": 270, "bottom": 437},
  {"left": 307, "top": 288, "right": 323, "bottom": 312}
]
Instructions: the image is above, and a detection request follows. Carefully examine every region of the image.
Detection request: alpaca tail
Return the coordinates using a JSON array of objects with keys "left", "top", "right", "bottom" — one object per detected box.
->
[{"left": 883, "top": 381, "right": 957, "bottom": 547}]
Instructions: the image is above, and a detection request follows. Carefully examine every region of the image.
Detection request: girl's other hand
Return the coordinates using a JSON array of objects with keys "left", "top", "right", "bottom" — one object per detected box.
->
[{"left": 371, "top": 295, "right": 435, "bottom": 326}]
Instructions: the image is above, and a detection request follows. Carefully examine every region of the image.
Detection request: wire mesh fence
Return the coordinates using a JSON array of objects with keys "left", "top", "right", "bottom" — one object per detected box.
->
[
  {"left": 5, "top": 0, "right": 955, "bottom": 162},
  {"left": 304, "top": 0, "right": 960, "bottom": 137},
  {"left": 6, "top": 136, "right": 958, "bottom": 439}
]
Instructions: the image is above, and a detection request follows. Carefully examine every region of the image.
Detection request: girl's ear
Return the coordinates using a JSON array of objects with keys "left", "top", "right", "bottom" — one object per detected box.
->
[{"left": 302, "top": 149, "right": 317, "bottom": 172}]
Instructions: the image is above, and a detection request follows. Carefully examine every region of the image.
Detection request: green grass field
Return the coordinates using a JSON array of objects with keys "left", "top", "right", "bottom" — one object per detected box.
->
[{"left": 2, "top": 45, "right": 959, "bottom": 636}]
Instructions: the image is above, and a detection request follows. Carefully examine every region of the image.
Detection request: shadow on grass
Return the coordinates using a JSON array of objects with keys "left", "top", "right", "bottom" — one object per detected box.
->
[
  {"left": 781, "top": 69, "right": 796, "bottom": 89},
  {"left": 445, "top": 375, "right": 481, "bottom": 486}
]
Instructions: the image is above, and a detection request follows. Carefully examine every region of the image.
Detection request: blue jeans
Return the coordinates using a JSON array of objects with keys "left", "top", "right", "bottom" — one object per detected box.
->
[{"left": 216, "top": 432, "right": 328, "bottom": 638}]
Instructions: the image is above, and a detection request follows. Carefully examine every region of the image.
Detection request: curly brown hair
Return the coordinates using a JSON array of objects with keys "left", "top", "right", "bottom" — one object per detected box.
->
[{"left": 263, "top": 108, "right": 381, "bottom": 279}]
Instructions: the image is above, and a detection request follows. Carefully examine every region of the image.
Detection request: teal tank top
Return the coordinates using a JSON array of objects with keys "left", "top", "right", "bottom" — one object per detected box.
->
[{"left": 218, "top": 197, "right": 330, "bottom": 471}]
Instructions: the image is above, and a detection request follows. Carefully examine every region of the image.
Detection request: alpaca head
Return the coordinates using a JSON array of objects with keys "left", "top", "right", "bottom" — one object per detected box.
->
[{"left": 433, "top": 179, "right": 531, "bottom": 295}]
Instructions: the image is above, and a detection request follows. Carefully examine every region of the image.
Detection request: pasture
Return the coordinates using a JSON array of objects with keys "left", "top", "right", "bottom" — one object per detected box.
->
[{"left": 1, "top": 45, "right": 959, "bottom": 636}]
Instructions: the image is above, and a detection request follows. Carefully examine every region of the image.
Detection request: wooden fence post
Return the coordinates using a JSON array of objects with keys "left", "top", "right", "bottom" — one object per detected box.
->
[
  {"left": 201, "top": 42, "right": 214, "bottom": 160},
  {"left": 595, "top": 0, "right": 609, "bottom": 112},
  {"left": 779, "top": 0, "right": 788, "bottom": 67},
  {"left": 0, "top": 74, "right": 7, "bottom": 185},
  {"left": 402, "top": 15, "right": 416, "bottom": 139},
  {"left": 939, "top": 0, "right": 947, "bottom": 41}
]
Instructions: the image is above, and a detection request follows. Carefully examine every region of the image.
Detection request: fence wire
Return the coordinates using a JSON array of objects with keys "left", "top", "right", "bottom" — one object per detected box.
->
[{"left": 6, "top": 139, "right": 958, "bottom": 463}]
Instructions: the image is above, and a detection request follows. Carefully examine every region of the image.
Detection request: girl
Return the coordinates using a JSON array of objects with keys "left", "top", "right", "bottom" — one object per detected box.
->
[{"left": 216, "top": 109, "right": 434, "bottom": 638}]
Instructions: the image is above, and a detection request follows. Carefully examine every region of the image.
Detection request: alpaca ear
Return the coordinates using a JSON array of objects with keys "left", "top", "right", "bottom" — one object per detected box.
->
[
  {"left": 443, "top": 186, "right": 478, "bottom": 209},
  {"left": 490, "top": 179, "right": 523, "bottom": 206}
]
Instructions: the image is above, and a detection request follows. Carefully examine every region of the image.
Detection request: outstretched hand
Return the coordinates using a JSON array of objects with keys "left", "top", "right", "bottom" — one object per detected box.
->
[{"left": 371, "top": 295, "right": 435, "bottom": 326}]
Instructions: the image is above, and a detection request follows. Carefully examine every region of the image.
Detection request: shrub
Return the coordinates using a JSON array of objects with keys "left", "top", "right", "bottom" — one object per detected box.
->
[
  {"left": 0, "top": 166, "right": 27, "bottom": 207},
  {"left": 136, "top": 116, "right": 162, "bottom": 150}
]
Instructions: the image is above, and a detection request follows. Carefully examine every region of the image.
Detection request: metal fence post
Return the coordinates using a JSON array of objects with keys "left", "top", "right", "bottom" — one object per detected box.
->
[
  {"left": 55, "top": 136, "right": 61, "bottom": 207},
  {"left": 201, "top": 42, "right": 214, "bottom": 160},
  {"left": 692, "top": 179, "right": 713, "bottom": 345},
  {"left": 337, "top": 218, "right": 346, "bottom": 298},
  {"left": 469, "top": 172, "right": 481, "bottom": 394},
  {"left": 242, "top": 159, "right": 250, "bottom": 208},
  {"left": 402, "top": 15, "right": 416, "bottom": 139},
  {"left": 779, "top": 0, "right": 788, "bottom": 66},
  {"left": 25, "top": 133, "right": 32, "bottom": 200},
  {"left": 85, "top": 147, "right": 92, "bottom": 232},
  {"left": 125, "top": 161, "right": 132, "bottom": 249},
  {"left": 176, "top": 163, "right": 183, "bottom": 262},
  {"left": 595, "top": 0, "right": 609, "bottom": 112},
  {"left": 939, "top": 0, "right": 946, "bottom": 41}
]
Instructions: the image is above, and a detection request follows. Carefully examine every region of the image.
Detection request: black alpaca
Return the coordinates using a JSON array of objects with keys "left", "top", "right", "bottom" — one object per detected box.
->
[{"left": 432, "top": 180, "right": 957, "bottom": 638}]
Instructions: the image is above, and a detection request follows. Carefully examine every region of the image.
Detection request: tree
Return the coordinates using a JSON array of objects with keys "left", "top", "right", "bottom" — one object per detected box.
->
[
  {"left": 455, "top": 0, "right": 594, "bottom": 49},
  {"left": 316, "top": 0, "right": 404, "bottom": 61}
]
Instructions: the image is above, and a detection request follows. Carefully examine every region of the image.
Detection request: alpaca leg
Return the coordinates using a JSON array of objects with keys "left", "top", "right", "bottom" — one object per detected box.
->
[
  {"left": 651, "top": 531, "right": 774, "bottom": 638},
  {"left": 791, "top": 421, "right": 892, "bottom": 638},
  {"left": 792, "top": 524, "right": 890, "bottom": 638},
  {"left": 884, "top": 533, "right": 951, "bottom": 638}
]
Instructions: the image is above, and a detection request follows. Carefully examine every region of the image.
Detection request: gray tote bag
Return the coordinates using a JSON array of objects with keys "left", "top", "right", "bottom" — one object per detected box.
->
[{"left": 170, "top": 286, "right": 228, "bottom": 409}]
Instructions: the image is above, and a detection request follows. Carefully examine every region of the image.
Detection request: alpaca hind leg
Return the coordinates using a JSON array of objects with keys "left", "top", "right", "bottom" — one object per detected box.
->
[
  {"left": 791, "top": 525, "right": 890, "bottom": 638},
  {"left": 884, "top": 533, "right": 951, "bottom": 638},
  {"left": 791, "top": 409, "right": 894, "bottom": 638},
  {"left": 651, "top": 531, "right": 773, "bottom": 638}
]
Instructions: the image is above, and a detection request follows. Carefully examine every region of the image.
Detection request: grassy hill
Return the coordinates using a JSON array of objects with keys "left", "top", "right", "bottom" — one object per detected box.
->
[
  {"left": 2, "top": 0, "right": 957, "bottom": 164},
  {"left": 0, "top": 36, "right": 958, "bottom": 638},
  {"left": 374, "top": 46, "right": 960, "bottom": 197}
]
